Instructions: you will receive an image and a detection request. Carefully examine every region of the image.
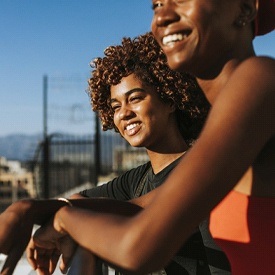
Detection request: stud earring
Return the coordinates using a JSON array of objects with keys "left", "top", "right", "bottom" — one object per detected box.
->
[{"left": 236, "top": 18, "right": 247, "bottom": 27}]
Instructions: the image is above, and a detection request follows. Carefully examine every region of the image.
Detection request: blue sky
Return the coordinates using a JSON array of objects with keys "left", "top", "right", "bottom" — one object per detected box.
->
[{"left": 0, "top": 1, "right": 274, "bottom": 136}]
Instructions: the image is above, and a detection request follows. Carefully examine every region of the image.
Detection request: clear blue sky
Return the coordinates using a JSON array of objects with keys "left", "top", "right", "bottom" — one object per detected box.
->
[{"left": 0, "top": 1, "right": 274, "bottom": 136}]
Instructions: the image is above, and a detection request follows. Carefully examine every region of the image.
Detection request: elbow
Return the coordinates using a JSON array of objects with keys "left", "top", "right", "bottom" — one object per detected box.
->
[
  {"left": 117, "top": 229, "right": 167, "bottom": 274},
  {"left": 119, "top": 250, "right": 165, "bottom": 275},
  {"left": 117, "top": 253, "right": 159, "bottom": 275}
]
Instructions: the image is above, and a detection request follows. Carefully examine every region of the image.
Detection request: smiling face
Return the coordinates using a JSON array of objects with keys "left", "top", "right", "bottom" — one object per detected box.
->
[
  {"left": 110, "top": 74, "right": 176, "bottom": 149},
  {"left": 151, "top": 0, "right": 246, "bottom": 77}
]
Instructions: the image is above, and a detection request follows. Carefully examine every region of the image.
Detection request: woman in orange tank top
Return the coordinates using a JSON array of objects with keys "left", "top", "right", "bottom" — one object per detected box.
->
[
  {"left": 38, "top": 1, "right": 275, "bottom": 273},
  {"left": 0, "top": 1, "right": 274, "bottom": 274}
]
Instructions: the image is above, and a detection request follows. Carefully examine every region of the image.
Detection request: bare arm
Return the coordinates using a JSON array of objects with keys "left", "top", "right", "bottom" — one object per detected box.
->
[
  {"left": 24, "top": 180, "right": 157, "bottom": 274},
  {"left": 0, "top": 197, "right": 142, "bottom": 274},
  {"left": 50, "top": 57, "right": 275, "bottom": 274}
]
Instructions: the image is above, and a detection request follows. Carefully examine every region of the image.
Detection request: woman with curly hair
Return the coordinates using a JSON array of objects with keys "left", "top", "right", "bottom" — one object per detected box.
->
[
  {"left": 2, "top": 0, "right": 274, "bottom": 273},
  {"left": 0, "top": 32, "right": 229, "bottom": 274},
  {"left": 26, "top": 32, "right": 229, "bottom": 274},
  {"left": 69, "top": 32, "right": 229, "bottom": 274},
  {"left": 48, "top": 1, "right": 274, "bottom": 274},
  {"left": 89, "top": 32, "right": 208, "bottom": 146}
]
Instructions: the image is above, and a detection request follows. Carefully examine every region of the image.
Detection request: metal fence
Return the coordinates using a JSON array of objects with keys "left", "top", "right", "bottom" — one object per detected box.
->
[
  {"left": 31, "top": 132, "right": 148, "bottom": 199},
  {"left": 31, "top": 134, "right": 93, "bottom": 198}
]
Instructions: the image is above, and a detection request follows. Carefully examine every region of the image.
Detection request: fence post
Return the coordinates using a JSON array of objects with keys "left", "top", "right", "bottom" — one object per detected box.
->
[
  {"left": 94, "top": 114, "right": 101, "bottom": 185},
  {"left": 42, "top": 75, "right": 50, "bottom": 198},
  {"left": 43, "top": 136, "right": 50, "bottom": 199}
]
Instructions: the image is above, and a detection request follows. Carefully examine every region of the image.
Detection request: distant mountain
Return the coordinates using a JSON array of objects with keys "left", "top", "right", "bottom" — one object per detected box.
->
[
  {"left": 0, "top": 133, "right": 96, "bottom": 161},
  {"left": 0, "top": 134, "right": 43, "bottom": 161}
]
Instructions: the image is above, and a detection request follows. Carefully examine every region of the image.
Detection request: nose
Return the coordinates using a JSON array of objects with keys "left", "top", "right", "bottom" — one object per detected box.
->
[
  {"left": 152, "top": 2, "right": 180, "bottom": 28},
  {"left": 118, "top": 104, "right": 134, "bottom": 121}
]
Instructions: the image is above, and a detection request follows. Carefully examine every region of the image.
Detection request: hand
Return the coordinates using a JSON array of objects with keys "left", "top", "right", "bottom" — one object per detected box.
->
[
  {"left": 27, "top": 218, "right": 77, "bottom": 274},
  {"left": 0, "top": 200, "right": 34, "bottom": 275},
  {"left": 27, "top": 237, "right": 60, "bottom": 275}
]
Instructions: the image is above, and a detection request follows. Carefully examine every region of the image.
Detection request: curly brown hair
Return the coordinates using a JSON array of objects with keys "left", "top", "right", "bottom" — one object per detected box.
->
[{"left": 88, "top": 32, "right": 210, "bottom": 145}]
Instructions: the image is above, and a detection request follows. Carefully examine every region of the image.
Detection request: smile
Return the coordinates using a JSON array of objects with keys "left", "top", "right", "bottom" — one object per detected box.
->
[
  {"left": 162, "top": 32, "right": 190, "bottom": 46},
  {"left": 125, "top": 123, "right": 140, "bottom": 131},
  {"left": 124, "top": 122, "right": 142, "bottom": 137}
]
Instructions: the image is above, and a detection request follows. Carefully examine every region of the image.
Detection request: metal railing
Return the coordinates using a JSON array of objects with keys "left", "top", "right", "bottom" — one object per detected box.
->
[{"left": 31, "top": 132, "right": 148, "bottom": 199}]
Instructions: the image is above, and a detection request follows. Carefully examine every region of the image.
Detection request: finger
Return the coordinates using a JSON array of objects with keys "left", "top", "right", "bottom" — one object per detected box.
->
[
  {"left": 59, "top": 252, "right": 73, "bottom": 274},
  {"left": 1, "top": 245, "right": 25, "bottom": 275},
  {"left": 36, "top": 266, "right": 51, "bottom": 275},
  {"left": 58, "top": 236, "right": 76, "bottom": 273},
  {"left": 59, "top": 257, "right": 69, "bottom": 274},
  {"left": 26, "top": 238, "right": 38, "bottom": 270},
  {"left": 49, "top": 249, "right": 61, "bottom": 274},
  {"left": 34, "top": 247, "right": 60, "bottom": 274}
]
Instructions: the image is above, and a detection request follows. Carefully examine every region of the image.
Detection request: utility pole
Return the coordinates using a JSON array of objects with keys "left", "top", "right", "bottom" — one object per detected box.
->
[
  {"left": 43, "top": 75, "right": 50, "bottom": 198},
  {"left": 43, "top": 75, "right": 48, "bottom": 141}
]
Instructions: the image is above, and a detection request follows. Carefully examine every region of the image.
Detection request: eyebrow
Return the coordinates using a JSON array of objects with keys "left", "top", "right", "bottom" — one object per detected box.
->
[{"left": 110, "top": 88, "right": 145, "bottom": 104}]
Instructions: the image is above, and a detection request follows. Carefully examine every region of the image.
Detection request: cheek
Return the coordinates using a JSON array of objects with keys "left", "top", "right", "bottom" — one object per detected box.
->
[
  {"left": 113, "top": 114, "right": 120, "bottom": 131},
  {"left": 148, "top": 107, "right": 168, "bottom": 123},
  {"left": 151, "top": 18, "right": 162, "bottom": 44},
  {"left": 151, "top": 18, "right": 156, "bottom": 35}
]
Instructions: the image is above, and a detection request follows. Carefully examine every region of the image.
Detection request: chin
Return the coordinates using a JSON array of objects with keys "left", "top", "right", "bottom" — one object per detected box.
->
[
  {"left": 166, "top": 54, "right": 189, "bottom": 72},
  {"left": 132, "top": 144, "right": 144, "bottom": 148},
  {"left": 166, "top": 46, "right": 198, "bottom": 74},
  {"left": 129, "top": 141, "right": 144, "bottom": 148}
]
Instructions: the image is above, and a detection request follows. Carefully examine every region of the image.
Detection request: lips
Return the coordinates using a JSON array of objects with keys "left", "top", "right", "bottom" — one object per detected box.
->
[
  {"left": 125, "top": 123, "right": 139, "bottom": 131},
  {"left": 162, "top": 30, "right": 191, "bottom": 47},
  {"left": 124, "top": 122, "right": 141, "bottom": 136}
]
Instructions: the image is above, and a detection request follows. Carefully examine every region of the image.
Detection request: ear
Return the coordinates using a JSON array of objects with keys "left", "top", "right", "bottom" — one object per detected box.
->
[
  {"left": 235, "top": 0, "right": 258, "bottom": 27},
  {"left": 167, "top": 100, "right": 176, "bottom": 113}
]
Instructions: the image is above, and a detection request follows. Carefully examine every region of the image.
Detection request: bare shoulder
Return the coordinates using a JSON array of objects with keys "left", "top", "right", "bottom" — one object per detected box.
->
[
  {"left": 233, "top": 56, "right": 275, "bottom": 90},
  {"left": 208, "top": 55, "right": 275, "bottom": 148},
  {"left": 223, "top": 56, "right": 275, "bottom": 107},
  {"left": 240, "top": 55, "right": 275, "bottom": 70}
]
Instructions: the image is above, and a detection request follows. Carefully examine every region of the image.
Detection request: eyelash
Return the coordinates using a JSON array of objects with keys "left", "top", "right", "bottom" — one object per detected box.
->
[
  {"left": 152, "top": 2, "right": 163, "bottom": 10},
  {"left": 111, "top": 105, "right": 120, "bottom": 112},
  {"left": 152, "top": 0, "right": 189, "bottom": 10},
  {"left": 130, "top": 96, "right": 143, "bottom": 102},
  {"left": 111, "top": 96, "right": 144, "bottom": 112}
]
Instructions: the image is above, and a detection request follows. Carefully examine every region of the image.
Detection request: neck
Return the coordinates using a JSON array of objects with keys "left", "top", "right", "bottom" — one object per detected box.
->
[
  {"left": 146, "top": 136, "right": 188, "bottom": 174},
  {"left": 197, "top": 54, "right": 254, "bottom": 105},
  {"left": 148, "top": 151, "right": 186, "bottom": 174}
]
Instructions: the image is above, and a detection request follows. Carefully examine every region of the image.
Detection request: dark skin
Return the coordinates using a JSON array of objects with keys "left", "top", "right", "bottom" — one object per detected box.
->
[
  {"left": 0, "top": 74, "right": 188, "bottom": 274},
  {"left": 26, "top": 74, "right": 189, "bottom": 274},
  {"left": 31, "top": 1, "right": 275, "bottom": 273},
  {"left": 0, "top": 197, "right": 144, "bottom": 275},
  {"left": 0, "top": 0, "right": 274, "bottom": 274}
]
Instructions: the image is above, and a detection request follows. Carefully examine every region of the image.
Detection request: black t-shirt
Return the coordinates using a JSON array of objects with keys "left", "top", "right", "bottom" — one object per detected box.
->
[
  {"left": 80, "top": 157, "right": 180, "bottom": 199},
  {"left": 79, "top": 158, "right": 230, "bottom": 274},
  {"left": 80, "top": 161, "right": 150, "bottom": 200}
]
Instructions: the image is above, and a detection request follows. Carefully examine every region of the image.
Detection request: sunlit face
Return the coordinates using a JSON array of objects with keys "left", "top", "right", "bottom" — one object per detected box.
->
[
  {"left": 151, "top": 0, "right": 241, "bottom": 77},
  {"left": 110, "top": 74, "right": 175, "bottom": 149}
]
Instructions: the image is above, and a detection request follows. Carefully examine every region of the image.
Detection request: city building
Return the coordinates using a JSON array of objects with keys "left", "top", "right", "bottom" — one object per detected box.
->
[{"left": 0, "top": 156, "right": 35, "bottom": 212}]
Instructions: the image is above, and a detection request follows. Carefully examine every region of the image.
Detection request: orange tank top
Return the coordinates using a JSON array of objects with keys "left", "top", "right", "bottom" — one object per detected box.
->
[{"left": 210, "top": 190, "right": 275, "bottom": 275}]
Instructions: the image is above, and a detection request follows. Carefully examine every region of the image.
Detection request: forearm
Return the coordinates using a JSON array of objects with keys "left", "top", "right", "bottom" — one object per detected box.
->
[
  {"left": 6, "top": 199, "right": 68, "bottom": 225},
  {"left": 7, "top": 196, "right": 141, "bottom": 226},
  {"left": 53, "top": 199, "right": 162, "bottom": 274}
]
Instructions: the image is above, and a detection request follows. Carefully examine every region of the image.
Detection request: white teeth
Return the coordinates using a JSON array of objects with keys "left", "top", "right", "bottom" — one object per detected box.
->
[
  {"left": 162, "top": 33, "right": 186, "bottom": 45},
  {"left": 126, "top": 123, "right": 139, "bottom": 131}
]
